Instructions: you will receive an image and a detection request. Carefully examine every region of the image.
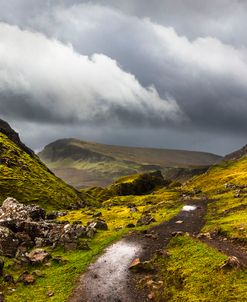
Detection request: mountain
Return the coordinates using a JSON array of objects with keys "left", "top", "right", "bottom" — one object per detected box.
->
[
  {"left": 39, "top": 138, "right": 222, "bottom": 188},
  {"left": 0, "top": 120, "right": 84, "bottom": 209}
]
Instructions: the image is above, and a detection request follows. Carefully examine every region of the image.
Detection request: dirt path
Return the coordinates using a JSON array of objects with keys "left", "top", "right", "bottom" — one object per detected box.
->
[
  {"left": 69, "top": 199, "right": 247, "bottom": 302},
  {"left": 69, "top": 200, "right": 208, "bottom": 302}
]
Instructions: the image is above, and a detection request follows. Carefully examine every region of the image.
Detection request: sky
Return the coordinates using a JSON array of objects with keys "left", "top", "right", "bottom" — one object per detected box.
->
[{"left": 0, "top": 0, "right": 246, "bottom": 155}]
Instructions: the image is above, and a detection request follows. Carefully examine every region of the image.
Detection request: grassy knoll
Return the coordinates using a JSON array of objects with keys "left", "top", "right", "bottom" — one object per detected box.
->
[{"left": 152, "top": 235, "right": 246, "bottom": 302}]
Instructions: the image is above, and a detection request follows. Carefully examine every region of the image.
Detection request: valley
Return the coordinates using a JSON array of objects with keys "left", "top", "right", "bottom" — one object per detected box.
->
[
  {"left": 0, "top": 119, "right": 246, "bottom": 302},
  {"left": 39, "top": 138, "right": 221, "bottom": 188}
]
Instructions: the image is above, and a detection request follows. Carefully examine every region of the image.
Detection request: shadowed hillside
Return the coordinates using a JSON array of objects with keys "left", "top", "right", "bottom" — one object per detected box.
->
[{"left": 39, "top": 138, "right": 222, "bottom": 188}]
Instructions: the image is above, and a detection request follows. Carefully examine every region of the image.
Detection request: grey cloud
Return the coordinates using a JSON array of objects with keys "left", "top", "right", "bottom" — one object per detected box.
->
[{"left": 0, "top": 0, "right": 246, "bottom": 153}]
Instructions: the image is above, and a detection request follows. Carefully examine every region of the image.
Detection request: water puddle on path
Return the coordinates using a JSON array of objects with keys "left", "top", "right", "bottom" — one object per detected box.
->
[
  {"left": 182, "top": 205, "right": 197, "bottom": 212},
  {"left": 82, "top": 239, "right": 141, "bottom": 302}
]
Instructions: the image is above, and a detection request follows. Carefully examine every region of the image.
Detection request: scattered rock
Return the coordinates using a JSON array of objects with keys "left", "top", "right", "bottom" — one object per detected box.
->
[
  {"left": 172, "top": 231, "right": 184, "bottom": 237},
  {"left": 129, "top": 258, "right": 155, "bottom": 273},
  {"left": 32, "top": 270, "right": 44, "bottom": 277},
  {"left": 88, "top": 220, "right": 108, "bottom": 230},
  {"left": 126, "top": 223, "right": 135, "bottom": 228},
  {"left": 145, "top": 233, "right": 158, "bottom": 239},
  {"left": 0, "top": 226, "right": 19, "bottom": 257},
  {"left": 148, "top": 292, "right": 155, "bottom": 300},
  {"left": 18, "top": 272, "right": 36, "bottom": 285},
  {"left": 175, "top": 220, "right": 184, "bottom": 224},
  {"left": 220, "top": 256, "right": 241, "bottom": 270},
  {"left": 197, "top": 232, "right": 212, "bottom": 240},
  {"left": 4, "top": 274, "right": 14, "bottom": 283},
  {"left": 26, "top": 249, "right": 51, "bottom": 264},
  {"left": 47, "top": 290, "right": 54, "bottom": 297},
  {"left": 137, "top": 215, "right": 156, "bottom": 226}
]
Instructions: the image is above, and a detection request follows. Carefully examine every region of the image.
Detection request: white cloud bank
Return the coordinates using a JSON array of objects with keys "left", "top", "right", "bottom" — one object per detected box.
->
[{"left": 0, "top": 22, "right": 183, "bottom": 125}]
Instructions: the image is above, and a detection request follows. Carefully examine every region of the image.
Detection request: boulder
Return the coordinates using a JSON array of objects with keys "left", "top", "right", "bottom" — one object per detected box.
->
[
  {"left": 88, "top": 220, "right": 108, "bottom": 230},
  {"left": 18, "top": 271, "right": 36, "bottom": 285},
  {"left": 220, "top": 256, "right": 241, "bottom": 270},
  {"left": 0, "top": 226, "right": 19, "bottom": 257},
  {"left": 26, "top": 249, "right": 51, "bottom": 264},
  {"left": 129, "top": 258, "right": 155, "bottom": 273},
  {"left": 0, "top": 198, "right": 45, "bottom": 222},
  {"left": 137, "top": 215, "right": 156, "bottom": 226}
]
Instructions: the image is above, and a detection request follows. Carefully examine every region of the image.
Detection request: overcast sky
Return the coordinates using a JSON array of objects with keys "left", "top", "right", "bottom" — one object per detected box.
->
[{"left": 0, "top": 0, "right": 246, "bottom": 155}]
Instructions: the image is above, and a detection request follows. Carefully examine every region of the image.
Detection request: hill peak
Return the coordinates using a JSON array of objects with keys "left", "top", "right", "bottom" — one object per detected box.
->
[
  {"left": 223, "top": 144, "right": 247, "bottom": 161},
  {"left": 0, "top": 119, "right": 34, "bottom": 157}
]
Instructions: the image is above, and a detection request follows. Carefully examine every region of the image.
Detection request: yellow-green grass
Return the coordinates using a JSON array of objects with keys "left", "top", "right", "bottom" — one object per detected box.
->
[
  {"left": 186, "top": 157, "right": 247, "bottom": 194},
  {"left": 153, "top": 235, "right": 247, "bottom": 302},
  {"left": 0, "top": 133, "right": 82, "bottom": 210},
  {"left": 185, "top": 157, "right": 247, "bottom": 241}
]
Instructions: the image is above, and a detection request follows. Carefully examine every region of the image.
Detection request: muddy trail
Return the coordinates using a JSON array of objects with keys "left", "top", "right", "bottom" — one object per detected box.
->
[{"left": 69, "top": 199, "right": 246, "bottom": 302}]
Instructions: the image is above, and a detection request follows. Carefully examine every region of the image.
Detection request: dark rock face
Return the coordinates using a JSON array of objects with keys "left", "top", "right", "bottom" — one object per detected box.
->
[
  {"left": 112, "top": 171, "right": 168, "bottom": 196},
  {"left": 0, "top": 198, "right": 103, "bottom": 258},
  {"left": 0, "top": 119, "right": 34, "bottom": 157}
]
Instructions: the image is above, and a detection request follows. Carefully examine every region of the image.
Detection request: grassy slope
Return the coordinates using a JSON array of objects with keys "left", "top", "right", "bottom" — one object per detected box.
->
[
  {"left": 185, "top": 156, "right": 247, "bottom": 241},
  {"left": 0, "top": 132, "right": 82, "bottom": 210},
  {"left": 152, "top": 235, "right": 246, "bottom": 302},
  {"left": 39, "top": 139, "right": 221, "bottom": 188}
]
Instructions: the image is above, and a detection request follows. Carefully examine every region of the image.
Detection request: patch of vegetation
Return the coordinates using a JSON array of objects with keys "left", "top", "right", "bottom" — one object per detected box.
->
[
  {"left": 184, "top": 157, "right": 247, "bottom": 241},
  {"left": 152, "top": 235, "right": 246, "bottom": 302},
  {"left": 0, "top": 133, "right": 83, "bottom": 210}
]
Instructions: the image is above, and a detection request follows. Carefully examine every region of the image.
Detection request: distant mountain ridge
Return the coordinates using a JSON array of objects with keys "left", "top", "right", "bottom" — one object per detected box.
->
[{"left": 39, "top": 138, "right": 222, "bottom": 188}]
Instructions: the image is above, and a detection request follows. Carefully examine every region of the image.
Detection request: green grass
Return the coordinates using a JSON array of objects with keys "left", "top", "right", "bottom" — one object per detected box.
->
[
  {"left": 0, "top": 133, "right": 82, "bottom": 210},
  {"left": 152, "top": 235, "right": 247, "bottom": 302}
]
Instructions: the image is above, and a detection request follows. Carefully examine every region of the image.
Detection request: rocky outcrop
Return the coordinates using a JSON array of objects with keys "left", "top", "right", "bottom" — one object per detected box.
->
[
  {"left": 110, "top": 171, "right": 168, "bottom": 196},
  {"left": 0, "top": 198, "right": 105, "bottom": 258},
  {"left": 0, "top": 119, "right": 34, "bottom": 157}
]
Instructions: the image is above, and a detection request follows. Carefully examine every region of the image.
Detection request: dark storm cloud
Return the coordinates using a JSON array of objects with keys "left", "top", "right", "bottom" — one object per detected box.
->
[{"left": 0, "top": 0, "right": 246, "bottom": 153}]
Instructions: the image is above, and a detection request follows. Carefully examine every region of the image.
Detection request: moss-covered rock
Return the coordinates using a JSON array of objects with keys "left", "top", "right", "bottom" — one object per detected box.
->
[{"left": 84, "top": 171, "right": 169, "bottom": 202}]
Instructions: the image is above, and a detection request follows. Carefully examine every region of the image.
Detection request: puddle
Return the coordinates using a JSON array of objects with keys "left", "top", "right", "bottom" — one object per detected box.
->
[
  {"left": 82, "top": 239, "right": 141, "bottom": 302},
  {"left": 182, "top": 205, "right": 197, "bottom": 212}
]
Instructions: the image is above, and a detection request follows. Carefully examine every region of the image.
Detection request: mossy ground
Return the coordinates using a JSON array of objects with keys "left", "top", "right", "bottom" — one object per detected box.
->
[
  {"left": 152, "top": 235, "right": 246, "bottom": 302},
  {"left": 184, "top": 157, "right": 247, "bottom": 241},
  {"left": 0, "top": 133, "right": 82, "bottom": 210}
]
